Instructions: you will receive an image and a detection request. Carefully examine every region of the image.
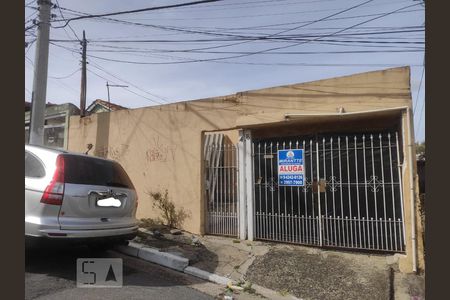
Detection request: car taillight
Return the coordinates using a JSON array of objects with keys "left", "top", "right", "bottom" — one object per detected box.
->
[{"left": 41, "top": 155, "right": 65, "bottom": 206}]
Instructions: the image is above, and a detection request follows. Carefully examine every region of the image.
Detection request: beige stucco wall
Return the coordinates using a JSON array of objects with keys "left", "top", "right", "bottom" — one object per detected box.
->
[{"left": 67, "top": 66, "right": 422, "bottom": 273}]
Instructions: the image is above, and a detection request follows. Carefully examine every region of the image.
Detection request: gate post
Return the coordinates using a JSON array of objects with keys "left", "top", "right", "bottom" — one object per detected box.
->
[
  {"left": 238, "top": 130, "right": 247, "bottom": 240},
  {"left": 245, "top": 130, "right": 255, "bottom": 241},
  {"left": 238, "top": 129, "right": 254, "bottom": 241}
]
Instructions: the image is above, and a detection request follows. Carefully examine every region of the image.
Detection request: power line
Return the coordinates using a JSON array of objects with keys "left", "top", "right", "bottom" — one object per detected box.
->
[
  {"left": 129, "top": 0, "right": 412, "bottom": 17},
  {"left": 180, "top": 2, "right": 423, "bottom": 64},
  {"left": 86, "top": 48, "right": 424, "bottom": 55},
  {"left": 54, "top": 0, "right": 81, "bottom": 42},
  {"left": 148, "top": 0, "right": 339, "bottom": 11},
  {"left": 86, "top": 68, "right": 166, "bottom": 106},
  {"left": 25, "top": 9, "right": 39, "bottom": 23},
  {"left": 416, "top": 97, "right": 425, "bottom": 140},
  {"left": 58, "top": 5, "right": 422, "bottom": 30},
  {"left": 25, "top": 55, "right": 34, "bottom": 66},
  {"left": 53, "top": 2, "right": 423, "bottom": 47},
  {"left": 58, "top": 0, "right": 376, "bottom": 47},
  {"left": 120, "top": 6, "right": 423, "bottom": 22},
  {"left": 414, "top": 56, "right": 425, "bottom": 138},
  {"left": 52, "top": 0, "right": 223, "bottom": 28},
  {"left": 50, "top": 35, "right": 424, "bottom": 67},
  {"left": 25, "top": 87, "right": 32, "bottom": 97},
  {"left": 49, "top": 68, "right": 80, "bottom": 79},
  {"left": 51, "top": 37, "right": 425, "bottom": 45},
  {"left": 413, "top": 62, "right": 425, "bottom": 114},
  {"left": 89, "top": 55, "right": 422, "bottom": 67},
  {"left": 88, "top": 61, "right": 169, "bottom": 102}
]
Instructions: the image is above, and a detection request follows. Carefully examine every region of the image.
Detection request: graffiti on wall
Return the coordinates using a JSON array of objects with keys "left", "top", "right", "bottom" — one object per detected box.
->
[
  {"left": 96, "top": 144, "right": 130, "bottom": 161},
  {"left": 146, "top": 136, "right": 177, "bottom": 163}
]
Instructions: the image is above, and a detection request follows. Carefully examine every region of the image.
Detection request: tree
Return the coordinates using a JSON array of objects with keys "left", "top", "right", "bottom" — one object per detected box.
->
[{"left": 416, "top": 141, "right": 425, "bottom": 159}]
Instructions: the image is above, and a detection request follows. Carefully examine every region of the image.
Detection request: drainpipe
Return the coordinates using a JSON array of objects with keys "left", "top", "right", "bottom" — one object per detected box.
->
[{"left": 406, "top": 108, "right": 417, "bottom": 273}]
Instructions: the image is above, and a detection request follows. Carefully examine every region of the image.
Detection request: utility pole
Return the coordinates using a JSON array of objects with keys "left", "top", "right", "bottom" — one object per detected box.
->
[
  {"left": 106, "top": 82, "right": 128, "bottom": 111},
  {"left": 79, "top": 31, "right": 87, "bottom": 117},
  {"left": 29, "top": 0, "right": 52, "bottom": 146}
]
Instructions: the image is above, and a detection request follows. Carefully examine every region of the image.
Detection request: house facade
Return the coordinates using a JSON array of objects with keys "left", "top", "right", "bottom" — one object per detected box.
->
[{"left": 66, "top": 67, "right": 424, "bottom": 273}]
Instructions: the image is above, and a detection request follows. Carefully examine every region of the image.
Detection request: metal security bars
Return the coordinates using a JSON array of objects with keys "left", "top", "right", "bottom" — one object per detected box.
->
[
  {"left": 253, "top": 132, "right": 405, "bottom": 252},
  {"left": 204, "top": 134, "right": 239, "bottom": 237}
]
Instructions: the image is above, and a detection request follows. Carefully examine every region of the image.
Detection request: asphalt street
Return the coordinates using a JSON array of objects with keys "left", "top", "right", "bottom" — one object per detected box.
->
[{"left": 25, "top": 245, "right": 222, "bottom": 300}]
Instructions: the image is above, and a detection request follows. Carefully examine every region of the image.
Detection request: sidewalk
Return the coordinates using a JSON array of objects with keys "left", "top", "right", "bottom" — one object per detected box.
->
[{"left": 130, "top": 227, "right": 424, "bottom": 300}]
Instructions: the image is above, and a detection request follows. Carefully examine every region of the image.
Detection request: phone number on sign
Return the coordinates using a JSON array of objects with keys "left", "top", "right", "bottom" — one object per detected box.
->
[
  {"left": 280, "top": 180, "right": 303, "bottom": 185},
  {"left": 279, "top": 175, "right": 303, "bottom": 180}
]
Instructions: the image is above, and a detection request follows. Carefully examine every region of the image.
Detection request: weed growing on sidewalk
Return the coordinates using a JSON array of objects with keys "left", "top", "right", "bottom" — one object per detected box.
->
[{"left": 146, "top": 189, "right": 190, "bottom": 228}]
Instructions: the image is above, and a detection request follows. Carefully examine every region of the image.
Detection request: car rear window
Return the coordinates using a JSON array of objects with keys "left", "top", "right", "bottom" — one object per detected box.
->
[
  {"left": 62, "top": 154, "right": 134, "bottom": 189},
  {"left": 25, "top": 151, "right": 46, "bottom": 178}
]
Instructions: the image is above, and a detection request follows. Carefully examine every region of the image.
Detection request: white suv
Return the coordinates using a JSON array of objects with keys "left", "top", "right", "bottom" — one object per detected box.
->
[{"left": 25, "top": 145, "right": 138, "bottom": 248}]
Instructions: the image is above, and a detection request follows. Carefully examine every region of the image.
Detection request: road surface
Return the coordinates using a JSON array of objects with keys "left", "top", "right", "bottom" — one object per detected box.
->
[{"left": 25, "top": 245, "right": 223, "bottom": 300}]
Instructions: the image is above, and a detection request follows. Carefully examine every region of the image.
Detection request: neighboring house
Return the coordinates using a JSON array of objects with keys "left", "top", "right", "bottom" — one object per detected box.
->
[
  {"left": 417, "top": 155, "right": 425, "bottom": 194},
  {"left": 25, "top": 102, "right": 80, "bottom": 150},
  {"left": 24, "top": 99, "right": 126, "bottom": 149},
  {"left": 85, "top": 99, "right": 127, "bottom": 114},
  {"left": 25, "top": 101, "right": 32, "bottom": 112}
]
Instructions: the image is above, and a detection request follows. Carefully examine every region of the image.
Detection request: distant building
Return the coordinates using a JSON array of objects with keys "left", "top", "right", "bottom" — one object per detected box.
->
[
  {"left": 25, "top": 102, "right": 80, "bottom": 150},
  {"left": 25, "top": 101, "right": 31, "bottom": 112},
  {"left": 25, "top": 99, "right": 127, "bottom": 149},
  {"left": 86, "top": 99, "right": 128, "bottom": 114}
]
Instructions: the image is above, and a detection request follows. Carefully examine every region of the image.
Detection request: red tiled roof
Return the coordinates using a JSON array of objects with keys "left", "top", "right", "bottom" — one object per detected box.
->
[{"left": 87, "top": 99, "right": 128, "bottom": 112}]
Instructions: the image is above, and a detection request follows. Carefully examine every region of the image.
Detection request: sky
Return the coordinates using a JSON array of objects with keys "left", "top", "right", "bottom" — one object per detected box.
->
[{"left": 24, "top": 0, "right": 425, "bottom": 142}]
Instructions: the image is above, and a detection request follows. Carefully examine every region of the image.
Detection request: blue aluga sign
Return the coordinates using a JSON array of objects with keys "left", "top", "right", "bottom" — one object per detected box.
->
[{"left": 277, "top": 149, "right": 304, "bottom": 186}]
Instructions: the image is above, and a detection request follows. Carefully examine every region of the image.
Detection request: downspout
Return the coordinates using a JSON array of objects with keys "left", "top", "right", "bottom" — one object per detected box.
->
[{"left": 406, "top": 108, "right": 417, "bottom": 273}]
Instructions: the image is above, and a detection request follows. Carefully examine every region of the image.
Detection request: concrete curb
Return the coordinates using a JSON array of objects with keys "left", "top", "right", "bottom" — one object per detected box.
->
[
  {"left": 116, "top": 242, "right": 301, "bottom": 299},
  {"left": 184, "top": 266, "right": 231, "bottom": 286},
  {"left": 116, "top": 242, "right": 188, "bottom": 272}
]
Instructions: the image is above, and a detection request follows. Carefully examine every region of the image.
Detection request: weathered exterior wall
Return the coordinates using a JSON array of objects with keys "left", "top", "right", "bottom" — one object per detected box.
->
[
  {"left": 398, "top": 110, "right": 425, "bottom": 273},
  {"left": 67, "top": 66, "right": 422, "bottom": 273}
]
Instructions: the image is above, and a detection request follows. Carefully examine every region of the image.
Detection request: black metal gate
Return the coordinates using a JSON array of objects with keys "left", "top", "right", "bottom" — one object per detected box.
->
[{"left": 253, "top": 131, "right": 405, "bottom": 252}]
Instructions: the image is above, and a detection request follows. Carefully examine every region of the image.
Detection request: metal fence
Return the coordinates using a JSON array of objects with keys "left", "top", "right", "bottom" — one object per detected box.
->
[
  {"left": 253, "top": 132, "right": 405, "bottom": 252},
  {"left": 204, "top": 134, "right": 239, "bottom": 237}
]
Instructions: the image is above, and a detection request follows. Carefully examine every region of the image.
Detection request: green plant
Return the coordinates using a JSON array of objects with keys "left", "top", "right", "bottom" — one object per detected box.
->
[
  {"left": 416, "top": 141, "right": 425, "bottom": 157},
  {"left": 243, "top": 282, "right": 255, "bottom": 294},
  {"left": 139, "top": 218, "right": 161, "bottom": 229},
  {"left": 146, "top": 189, "right": 189, "bottom": 228},
  {"left": 279, "top": 289, "right": 289, "bottom": 296}
]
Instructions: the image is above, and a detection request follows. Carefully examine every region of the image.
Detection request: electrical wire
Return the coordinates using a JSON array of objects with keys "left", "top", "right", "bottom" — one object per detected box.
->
[
  {"left": 54, "top": 0, "right": 81, "bottom": 42},
  {"left": 120, "top": 6, "right": 423, "bottom": 22},
  {"left": 129, "top": 0, "right": 413, "bottom": 17},
  {"left": 50, "top": 34, "right": 424, "bottom": 68},
  {"left": 88, "top": 61, "right": 169, "bottom": 102},
  {"left": 52, "top": 0, "right": 223, "bottom": 28},
  {"left": 59, "top": 0, "right": 376, "bottom": 46},
  {"left": 49, "top": 68, "right": 80, "bottom": 79},
  {"left": 86, "top": 68, "right": 165, "bottom": 106},
  {"left": 413, "top": 64, "right": 425, "bottom": 114}
]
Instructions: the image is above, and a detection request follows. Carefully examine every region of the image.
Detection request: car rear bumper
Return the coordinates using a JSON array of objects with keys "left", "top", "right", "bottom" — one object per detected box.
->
[
  {"left": 25, "top": 231, "right": 137, "bottom": 248},
  {"left": 26, "top": 224, "right": 138, "bottom": 239}
]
